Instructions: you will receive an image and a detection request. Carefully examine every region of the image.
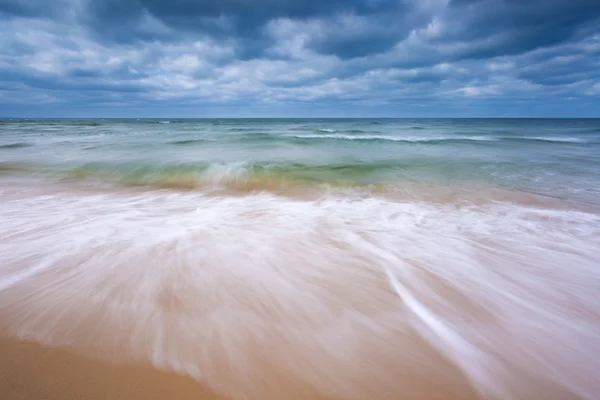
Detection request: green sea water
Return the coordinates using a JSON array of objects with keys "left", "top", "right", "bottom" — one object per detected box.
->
[{"left": 1, "top": 118, "right": 599, "bottom": 205}]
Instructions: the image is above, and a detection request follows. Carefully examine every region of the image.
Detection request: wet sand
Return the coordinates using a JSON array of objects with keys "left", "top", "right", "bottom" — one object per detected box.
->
[
  {"left": 0, "top": 337, "right": 484, "bottom": 400},
  {"left": 0, "top": 339, "right": 227, "bottom": 400}
]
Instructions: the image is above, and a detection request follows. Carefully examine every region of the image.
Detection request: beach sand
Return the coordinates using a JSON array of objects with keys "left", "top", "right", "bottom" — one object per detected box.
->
[
  {"left": 0, "top": 336, "right": 485, "bottom": 400},
  {"left": 0, "top": 339, "right": 227, "bottom": 400}
]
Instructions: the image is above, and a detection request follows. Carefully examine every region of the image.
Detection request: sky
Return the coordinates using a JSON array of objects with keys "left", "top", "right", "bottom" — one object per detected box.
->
[{"left": 0, "top": 0, "right": 599, "bottom": 118}]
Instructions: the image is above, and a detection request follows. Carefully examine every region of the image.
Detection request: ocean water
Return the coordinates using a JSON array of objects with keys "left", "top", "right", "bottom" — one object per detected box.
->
[{"left": 1, "top": 118, "right": 600, "bottom": 399}]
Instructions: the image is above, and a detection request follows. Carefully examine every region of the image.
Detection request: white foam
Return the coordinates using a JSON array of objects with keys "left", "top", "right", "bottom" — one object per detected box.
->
[
  {"left": 524, "top": 136, "right": 587, "bottom": 143},
  {"left": 289, "top": 133, "right": 498, "bottom": 142},
  {"left": 1, "top": 188, "right": 599, "bottom": 399}
]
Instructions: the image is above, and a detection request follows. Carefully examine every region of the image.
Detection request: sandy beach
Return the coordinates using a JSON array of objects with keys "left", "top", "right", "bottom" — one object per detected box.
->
[
  {"left": 0, "top": 339, "right": 226, "bottom": 400},
  {"left": 1, "top": 337, "right": 486, "bottom": 400}
]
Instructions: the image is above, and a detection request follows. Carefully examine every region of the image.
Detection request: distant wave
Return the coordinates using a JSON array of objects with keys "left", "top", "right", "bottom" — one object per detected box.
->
[
  {"left": 0, "top": 142, "right": 32, "bottom": 149},
  {"left": 286, "top": 133, "right": 591, "bottom": 144},
  {"left": 288, "top": 133, "right": 498, "bottom": 143},
  {"left": 518, "top": 136, "right": 588, "bottom": 144},
  {"left": 316, "top": 128, "right": 336, "bottom": 133},
  {"left": 0, "top": 120, "right": 102, "bottom": 127},
  {"left": 169, "top": 139, "right": 211, "bottom": 146},
  {"left": 52, "top": 121, "right": 104, "bottom": 127},
  {"left": 48, "top": 121, "right": 104, "bottom": 127},
  {"left": 0, "top": 160, "right": 404, "bottom": 192},
  {"left": 137, "top": 120, "right": 180, "bottom": 124}
]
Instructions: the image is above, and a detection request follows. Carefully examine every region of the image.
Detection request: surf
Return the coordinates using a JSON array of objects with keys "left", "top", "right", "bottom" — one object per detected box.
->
[{"left": 0, "top": 185, "right": 599, "bottom": 399}]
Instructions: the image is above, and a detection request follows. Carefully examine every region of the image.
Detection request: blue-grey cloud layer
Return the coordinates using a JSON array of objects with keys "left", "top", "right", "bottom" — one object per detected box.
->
[{"left": 1, "top": 0, "right": 599, "bottom": 117}]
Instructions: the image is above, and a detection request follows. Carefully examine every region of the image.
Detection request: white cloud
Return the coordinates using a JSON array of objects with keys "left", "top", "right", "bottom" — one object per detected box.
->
[
  {"left": 456, "top": 85, "right": 500, "bottom": 97},
  {"left": 585, "top": 82, "right": 600, "bottom": 95},
  {"left": 488, "top": 61, "right": 514, "bottom": 72}
]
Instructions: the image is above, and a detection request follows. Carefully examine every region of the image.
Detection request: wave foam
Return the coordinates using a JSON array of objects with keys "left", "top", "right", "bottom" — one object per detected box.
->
[
  {"left": 289, "top": 133, "right": 498, "bottom": 142},
  {"left": 1, "top": 188, "right": 599, "bottom": 399},
  {"left": 287, "top": 133, "right": 591, "bottom": 145}
]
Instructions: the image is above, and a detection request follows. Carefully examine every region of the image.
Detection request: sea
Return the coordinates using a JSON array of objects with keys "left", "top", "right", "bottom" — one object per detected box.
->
[{"left": 1, "top": 118, "right": 599, "bottom": 399}]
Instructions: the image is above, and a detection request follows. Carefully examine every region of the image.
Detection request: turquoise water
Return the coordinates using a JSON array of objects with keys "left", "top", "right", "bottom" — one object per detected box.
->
[
  {"left": 1, "top": 119, "right": 600, "bottom": 399},
  {"left": 1, "top": 118, "right": 599, "bottom": 205}
]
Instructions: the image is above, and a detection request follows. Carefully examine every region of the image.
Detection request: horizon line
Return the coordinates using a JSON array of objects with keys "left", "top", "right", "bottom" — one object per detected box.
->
[{"left": 2, "top": 116, "right": 600, "bottom": 120}]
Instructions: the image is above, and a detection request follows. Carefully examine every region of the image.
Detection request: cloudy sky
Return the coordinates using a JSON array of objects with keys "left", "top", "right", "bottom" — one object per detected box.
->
[{"left": 1, "top": 0, "right": 599, "bottom": 117}]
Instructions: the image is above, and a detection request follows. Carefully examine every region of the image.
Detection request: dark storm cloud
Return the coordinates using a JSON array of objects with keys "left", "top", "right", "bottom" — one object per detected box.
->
[
  {"left": 0, "top": 0, "right": 599, "bottom": 116},
  {"left": 79, "top": 0, "right": 413, "bottom": 59},
  {"left": 97, "top": 0, "right": 404, "bottom": 27},
  {"left": 439, "top": 0, "right": 600, "bottom": 60},
  {"left": 515, "top": 53, "right": 600, "bottom": 87},
  {"left": 0, "top": 67, "right": 145, "bottom": 93},
  {"left": 0, "top": 0, "right": 72, "bottom": 19},
  {"left": 139, "top": 0, "right": 401, "bottom": 20},
  {"left": 5, "top": 0, "right": 600, "bottom": 59},
  {"left": 0, "top": 0, "right": 48, "bottom": 17},
  {"left": 76, "top": 0, "right": 600, "bottom": 61}
]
